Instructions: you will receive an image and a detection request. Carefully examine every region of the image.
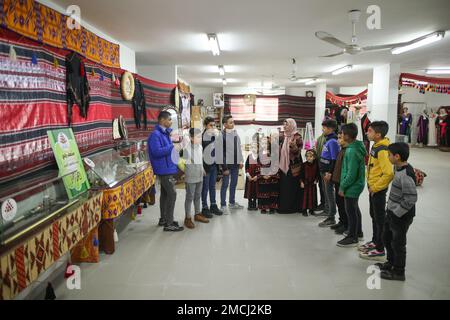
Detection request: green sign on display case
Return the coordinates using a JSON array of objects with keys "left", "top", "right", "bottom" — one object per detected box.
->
[{"left": 47, "top": 128, "right": 90, "bottom": 199}]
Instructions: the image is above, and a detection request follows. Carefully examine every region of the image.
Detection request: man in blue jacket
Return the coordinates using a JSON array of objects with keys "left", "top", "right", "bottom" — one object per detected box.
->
[{"left": 148, "top": 111, "right": 184, "bottom": 232}]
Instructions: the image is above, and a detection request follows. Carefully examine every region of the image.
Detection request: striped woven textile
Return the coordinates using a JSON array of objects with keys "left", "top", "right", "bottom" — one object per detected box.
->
[
  {"left": 0, "top": 28, "right": 175, "bottom": 184},
  {"left": 225, "top": 94, "right": 330, "bottom": 128}
]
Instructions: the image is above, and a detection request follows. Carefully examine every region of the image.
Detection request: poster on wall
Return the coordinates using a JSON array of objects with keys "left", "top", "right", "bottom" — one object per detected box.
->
[
  {"left": 47, "top": 129, "right": 90, "bottom": 199},
  {"left": 214, "top": 93, "right": 224, "bottom": 107}
]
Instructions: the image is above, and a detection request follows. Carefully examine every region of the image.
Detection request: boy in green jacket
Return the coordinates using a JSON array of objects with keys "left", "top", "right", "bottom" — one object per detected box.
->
[{"left": 337, "top": 123, "right": 367, "bottom": 248}]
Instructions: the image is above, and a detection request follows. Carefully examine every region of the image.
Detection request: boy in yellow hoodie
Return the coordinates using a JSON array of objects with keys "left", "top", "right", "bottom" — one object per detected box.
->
[{"left": 359, "top": 121, "right": 394, "bottom": 261}]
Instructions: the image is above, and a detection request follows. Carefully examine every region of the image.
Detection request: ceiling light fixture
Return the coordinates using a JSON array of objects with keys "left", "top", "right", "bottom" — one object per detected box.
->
[
  {"left": 305, "top": 79, "right": 318, "bottom": 85},
  {"left": 207, "top": 33, "right": 221, "bottom": 56},
  {"left": 332, "top": 65, "right": 353, "bottom": 75},
  {"left": 218, "top": 65, "right": 225, "bottom": 76},
  {"left": 426, "top": 68, "right": 450, "bottom": 75},
  {"left": 222, "top": 78, "right": 227, "bottom": 86},
  {"left": 391, "top": 31, "right": 445, "bottom": 55}
]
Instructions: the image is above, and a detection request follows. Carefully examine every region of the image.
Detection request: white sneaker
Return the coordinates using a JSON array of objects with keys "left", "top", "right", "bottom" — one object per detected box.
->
[
  {"left": 229, "top": 202, "right": 244, "bottom": 210},
  {"left": 220, "top": 206, "right": 229, "bottom": 215}
]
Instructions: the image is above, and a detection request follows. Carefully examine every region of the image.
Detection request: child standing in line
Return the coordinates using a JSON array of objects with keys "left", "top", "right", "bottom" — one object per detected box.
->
[
  {"left": 244, "top": 140, "right": 260, "bottom": 211},
  {"left": 258, "top": 136, "right": 280, "bottom": 214},
  {"left": 376, "top": 143, "right": 417, "bottom": 281},
  {"left": 359, "top": 121, "right": 394, "bottom": 260},
  {"left": 336, "top": 123, "right": 367, "bottom": 247},
  {"left": 300, "top": 149, "right": 320, "bottom": 217},
  {"left": 330, "top": 132, "right": 348, "bottom": 235},
  {"left": 182, "top": 128, "right": 210, "bottom": 229}
]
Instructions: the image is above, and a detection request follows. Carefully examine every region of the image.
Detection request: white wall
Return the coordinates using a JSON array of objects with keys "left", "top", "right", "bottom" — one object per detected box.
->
[
  {"left": 38, "top": 0, "right": 136, "bottom": 72},
  {"left": 401, "top": 87, "right": 450, "bottom": 110},
  {"left": 136, "top": 65, "right": 177, "bottom": 84},
  {"left": 191, "top": 87, "right": 222, "bottom": 106},
  {"left": 339, "top": 86, "right": 368, "bottom": 95}
]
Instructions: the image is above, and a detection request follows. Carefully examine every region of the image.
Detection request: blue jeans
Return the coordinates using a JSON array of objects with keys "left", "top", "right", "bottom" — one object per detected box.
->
[
  {"left": 321, "top": 173, "right": 336, "bottom": 217},
  {"left": 221, "top": 165, "right": 239, "bottom": 206},
  {"left": 202, "top": 165, "right": 218, "bottom": 208}
]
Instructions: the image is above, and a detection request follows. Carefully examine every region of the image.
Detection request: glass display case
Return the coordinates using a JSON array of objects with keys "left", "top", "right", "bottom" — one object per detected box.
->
[
  {"left": 0, "top": 171, "right": 82, "bottom": 246},
  {"left": 84, "top": 149, "right": 137, "bottom": 188},
  {"left": 115, "top": 139, "right": 149, "bottom": 166}
]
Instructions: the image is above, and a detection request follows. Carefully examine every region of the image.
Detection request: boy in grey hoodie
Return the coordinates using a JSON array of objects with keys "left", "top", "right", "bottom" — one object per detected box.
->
[
  {"left": 375, "top": 143, "right": 417, "bottom": 281},
  {"left": 182, "top": 128, "right": 210, "bottom": 229}
]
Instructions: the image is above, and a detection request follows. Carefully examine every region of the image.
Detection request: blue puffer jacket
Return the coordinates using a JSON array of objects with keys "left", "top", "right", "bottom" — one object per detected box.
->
[{"left": 148, "top": 125, "right": 178, "bottom": 176}]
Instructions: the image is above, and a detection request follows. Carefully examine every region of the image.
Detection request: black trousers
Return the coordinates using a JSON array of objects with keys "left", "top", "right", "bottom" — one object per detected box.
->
[
  {"left": 318, "top": 176, "right": 325, "bottom": 206},
  {"left": 383, "top": 211, "right": 414, "bottom": 273},
  {"left": 334, "top": 183, "right": 347, "bottom": 227},
  {"left": 344, "top": 197, "right": 362, "bottom": 239},
  {"left": 248, "top": 198, "right": 257, "bottom": 209},
  {"left": 369, "top": 189, "right": 388, "bottom": 251}
]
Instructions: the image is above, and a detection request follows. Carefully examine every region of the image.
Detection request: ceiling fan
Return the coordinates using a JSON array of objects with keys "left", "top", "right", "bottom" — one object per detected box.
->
[
  {"left": 315, "top": 9, "right": 442, "bottom": 57},
  {"left": 289, "top": 58, "right": 320, "bottom": 81}
]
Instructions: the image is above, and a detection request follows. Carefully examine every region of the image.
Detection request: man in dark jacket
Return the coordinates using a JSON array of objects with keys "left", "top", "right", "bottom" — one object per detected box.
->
[
  {"left": 201, "top": 117, "right": 223, "bottom": 217},
  {"left": 148, "top": 111, "right": 184, "bottom": 232}
]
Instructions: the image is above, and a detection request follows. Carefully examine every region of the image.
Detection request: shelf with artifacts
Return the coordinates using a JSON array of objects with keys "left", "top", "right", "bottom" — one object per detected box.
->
[
  {"left": 0, "top": 170, "right": 102, "bottom": 300},
  {"left": 84, "top": 147, "right": 155, "bottom": 254}
]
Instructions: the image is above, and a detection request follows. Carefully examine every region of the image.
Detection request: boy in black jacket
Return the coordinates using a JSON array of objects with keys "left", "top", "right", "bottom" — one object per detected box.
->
[{"left": 376, "top": 143, "right": 418, "bottom": 281}]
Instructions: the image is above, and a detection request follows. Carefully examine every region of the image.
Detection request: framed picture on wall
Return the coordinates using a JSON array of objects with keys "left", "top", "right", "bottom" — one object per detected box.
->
[{"left": 213, "top": 93, "right": 224, "bottom": 107}]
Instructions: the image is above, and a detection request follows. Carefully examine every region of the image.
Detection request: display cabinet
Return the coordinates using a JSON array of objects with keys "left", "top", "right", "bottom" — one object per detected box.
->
[
  {"left": 0, "top": 171, "right": 82, "bottom": 247},
  {"left": 115, "top": 139, "right": 149, "bottom": 166}
]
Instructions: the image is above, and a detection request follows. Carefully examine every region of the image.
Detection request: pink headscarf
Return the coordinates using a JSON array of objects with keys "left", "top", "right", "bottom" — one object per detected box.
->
[{"left": 280, "top": 118, "right": 297, "bottom": 174}]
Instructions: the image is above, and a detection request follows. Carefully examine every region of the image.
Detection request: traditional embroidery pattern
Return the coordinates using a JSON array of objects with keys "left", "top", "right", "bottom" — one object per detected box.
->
[
  {"left": 0, "top": 192, "right": 102, "bottom": 300},
  {"left": 101, "top": 166, "right": 155, "bottom": 220},
  {"left": 1, "top": 0, "right": 120, "bottom": 67}
]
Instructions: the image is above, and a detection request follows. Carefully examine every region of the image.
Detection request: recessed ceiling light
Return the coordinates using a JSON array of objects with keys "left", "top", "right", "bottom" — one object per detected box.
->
[
  {"left": 207, "top": 33, "right": 220, "bottom": 56},
  {"left": 392, "top": 31, "right": 445, "bottom": 55},
  {"left": 332, "top": 65, "right": 353, "bottom": 75},
  {"left": 426, "top": 68, "right": 450, "bottom": 75},
  {"left": 222, "top": 78, "right": 227, "bottom": 85}
]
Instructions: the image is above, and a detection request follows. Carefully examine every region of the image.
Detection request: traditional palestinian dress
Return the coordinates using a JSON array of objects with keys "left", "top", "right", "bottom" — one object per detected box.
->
[
  {"left": 244, "top": 153, "right": 260, "bottom": 209},
  {"left": 257, "top": 153, "right": 280, "bottom": 211},
  {"left": 436, "top": 114, "right": 450, "bottom": 147},
  {"left": 416, "top": 115, "right": 429, "bottom": 145},
  {"left": 400, "top": 113, "right": 413, "bottom": 142},
  {"left": 300, "top": 160, "right": 320, "bottom": 210}
]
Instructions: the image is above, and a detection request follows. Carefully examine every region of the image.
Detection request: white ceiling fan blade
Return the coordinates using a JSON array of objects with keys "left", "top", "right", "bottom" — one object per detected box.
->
[
  {"left": 319, "top": 51, "right": 345, "bottom": 58},
  {"left": 362, "top": 44, "right": 398, "bottom": 51},
  {"left": 315, "top": 31, "right": 349, "bottom": 49}
]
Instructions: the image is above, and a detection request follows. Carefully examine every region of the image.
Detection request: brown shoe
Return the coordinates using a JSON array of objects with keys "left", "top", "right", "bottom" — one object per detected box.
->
[
  {"left": 184, "top": 218, "right": 195, "bottom": 229},
  {"left": 194, "top": 214, "right": 209, "bottom": 223}
]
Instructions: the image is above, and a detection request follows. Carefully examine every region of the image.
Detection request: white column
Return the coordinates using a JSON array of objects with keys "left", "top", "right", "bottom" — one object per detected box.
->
[
  {"left": 314, "top": 82, "right": 327, "bottom": 138},
  {"left": 371, "top": 64, "right": 400, "bottom": 142}
]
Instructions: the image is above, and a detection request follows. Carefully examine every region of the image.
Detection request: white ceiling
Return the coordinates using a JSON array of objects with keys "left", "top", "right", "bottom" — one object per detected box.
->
[{"left": 54, "top": 0, "right": 450, "bottom": 88}]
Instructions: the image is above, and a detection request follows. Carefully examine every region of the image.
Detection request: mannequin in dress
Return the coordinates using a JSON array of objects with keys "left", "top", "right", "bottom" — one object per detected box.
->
[
  {"left": 416, "top": 109, "right": 429, "bottom": 146},
  {"left": 436, "top": 107, "right": 449, "bottom": 147},
  {"left": 427, "top": 109, "right": 438, "bottom": 147},
  {"left": 400, "top": 107, "right": 413, "bottom": 143}
]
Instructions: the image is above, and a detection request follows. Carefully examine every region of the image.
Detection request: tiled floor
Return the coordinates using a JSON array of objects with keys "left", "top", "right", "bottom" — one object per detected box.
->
[{"left": 54, "top": 148, "right": 450, "bottom": 300}]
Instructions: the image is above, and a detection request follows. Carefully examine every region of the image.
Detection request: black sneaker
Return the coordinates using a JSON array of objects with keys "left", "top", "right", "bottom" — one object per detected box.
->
[
  {"left": 336, "top": 236, "right": 359, "bottom": 248},
  {"left": 269, "top": 209, "right": 276, "bottom": 214},
  {"left": 302, "top": 211, "right": 308, "bottom": 217},
  {"left": 380, "top": 270, "right": 405, "bottom": 281},
  {"left": 316, "top": 203, "right": 325, "bottom": 212},
  {"left": 261, "top": 210, "right": 267, "bottom": 214},
  {"left": 158, "top": 218, "right": 166, "bottom": 227},
  {"left": 318, "top": 217, "right": 336, "bottom": 228},
  {"left": 375, "top": 262, "right": 393, "bottom": 272},
  {"left": 210, "top": 205, "right": 223, "bottom": 216},
  {"left": 330, "top": 222, "right": 343, "bottom": 230},
  {"left": 334, "top": 225, "right": 347, "bottom": 235},
  {"left": 202, "top": 207, "right": 214, "bottom": 219},
  {"left": 163, "top": 223, "right": 184, "bottom": 232}
]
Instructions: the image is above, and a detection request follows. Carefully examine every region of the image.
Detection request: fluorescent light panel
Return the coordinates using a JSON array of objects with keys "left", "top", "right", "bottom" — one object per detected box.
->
[
  {"left": 392, "top": 31, "right": 445, "bottom": 55},
  {"left": 207, "top": 33, "right": 220, "bottom": 56},
  {"left": 332, "top": 65, "right": 353, "bottom": 75},
  {"left": 426, "top": 68, "right": 450, "bottom": 74},
  {"left": 305, "top": 79, "right": 318, "bottom": 85}
]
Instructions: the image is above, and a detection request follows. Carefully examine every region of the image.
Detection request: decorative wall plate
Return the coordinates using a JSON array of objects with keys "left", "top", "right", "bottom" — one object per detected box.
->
[
  {"left": 113, "top": 118, "right": 121, "bottom": 139},
  {"left": 121, "top": 72, "right": 135, "bottom": 101}
]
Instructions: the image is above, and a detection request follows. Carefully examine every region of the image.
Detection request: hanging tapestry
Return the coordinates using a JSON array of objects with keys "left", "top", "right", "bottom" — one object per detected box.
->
[
  {"left": 0, "top": 0, "right": 120, "bottom": 68},
  {"left": 400, "top": 73, "right": 450, "bottom": 95}
]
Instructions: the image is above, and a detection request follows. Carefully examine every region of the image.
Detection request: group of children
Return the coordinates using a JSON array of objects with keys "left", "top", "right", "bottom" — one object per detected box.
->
[
  {"left": 314, "top": 119, "right": 418, "bottom": 281},
  {"left": 150, "top": 110, "right": 418, "bottom": 281}
]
